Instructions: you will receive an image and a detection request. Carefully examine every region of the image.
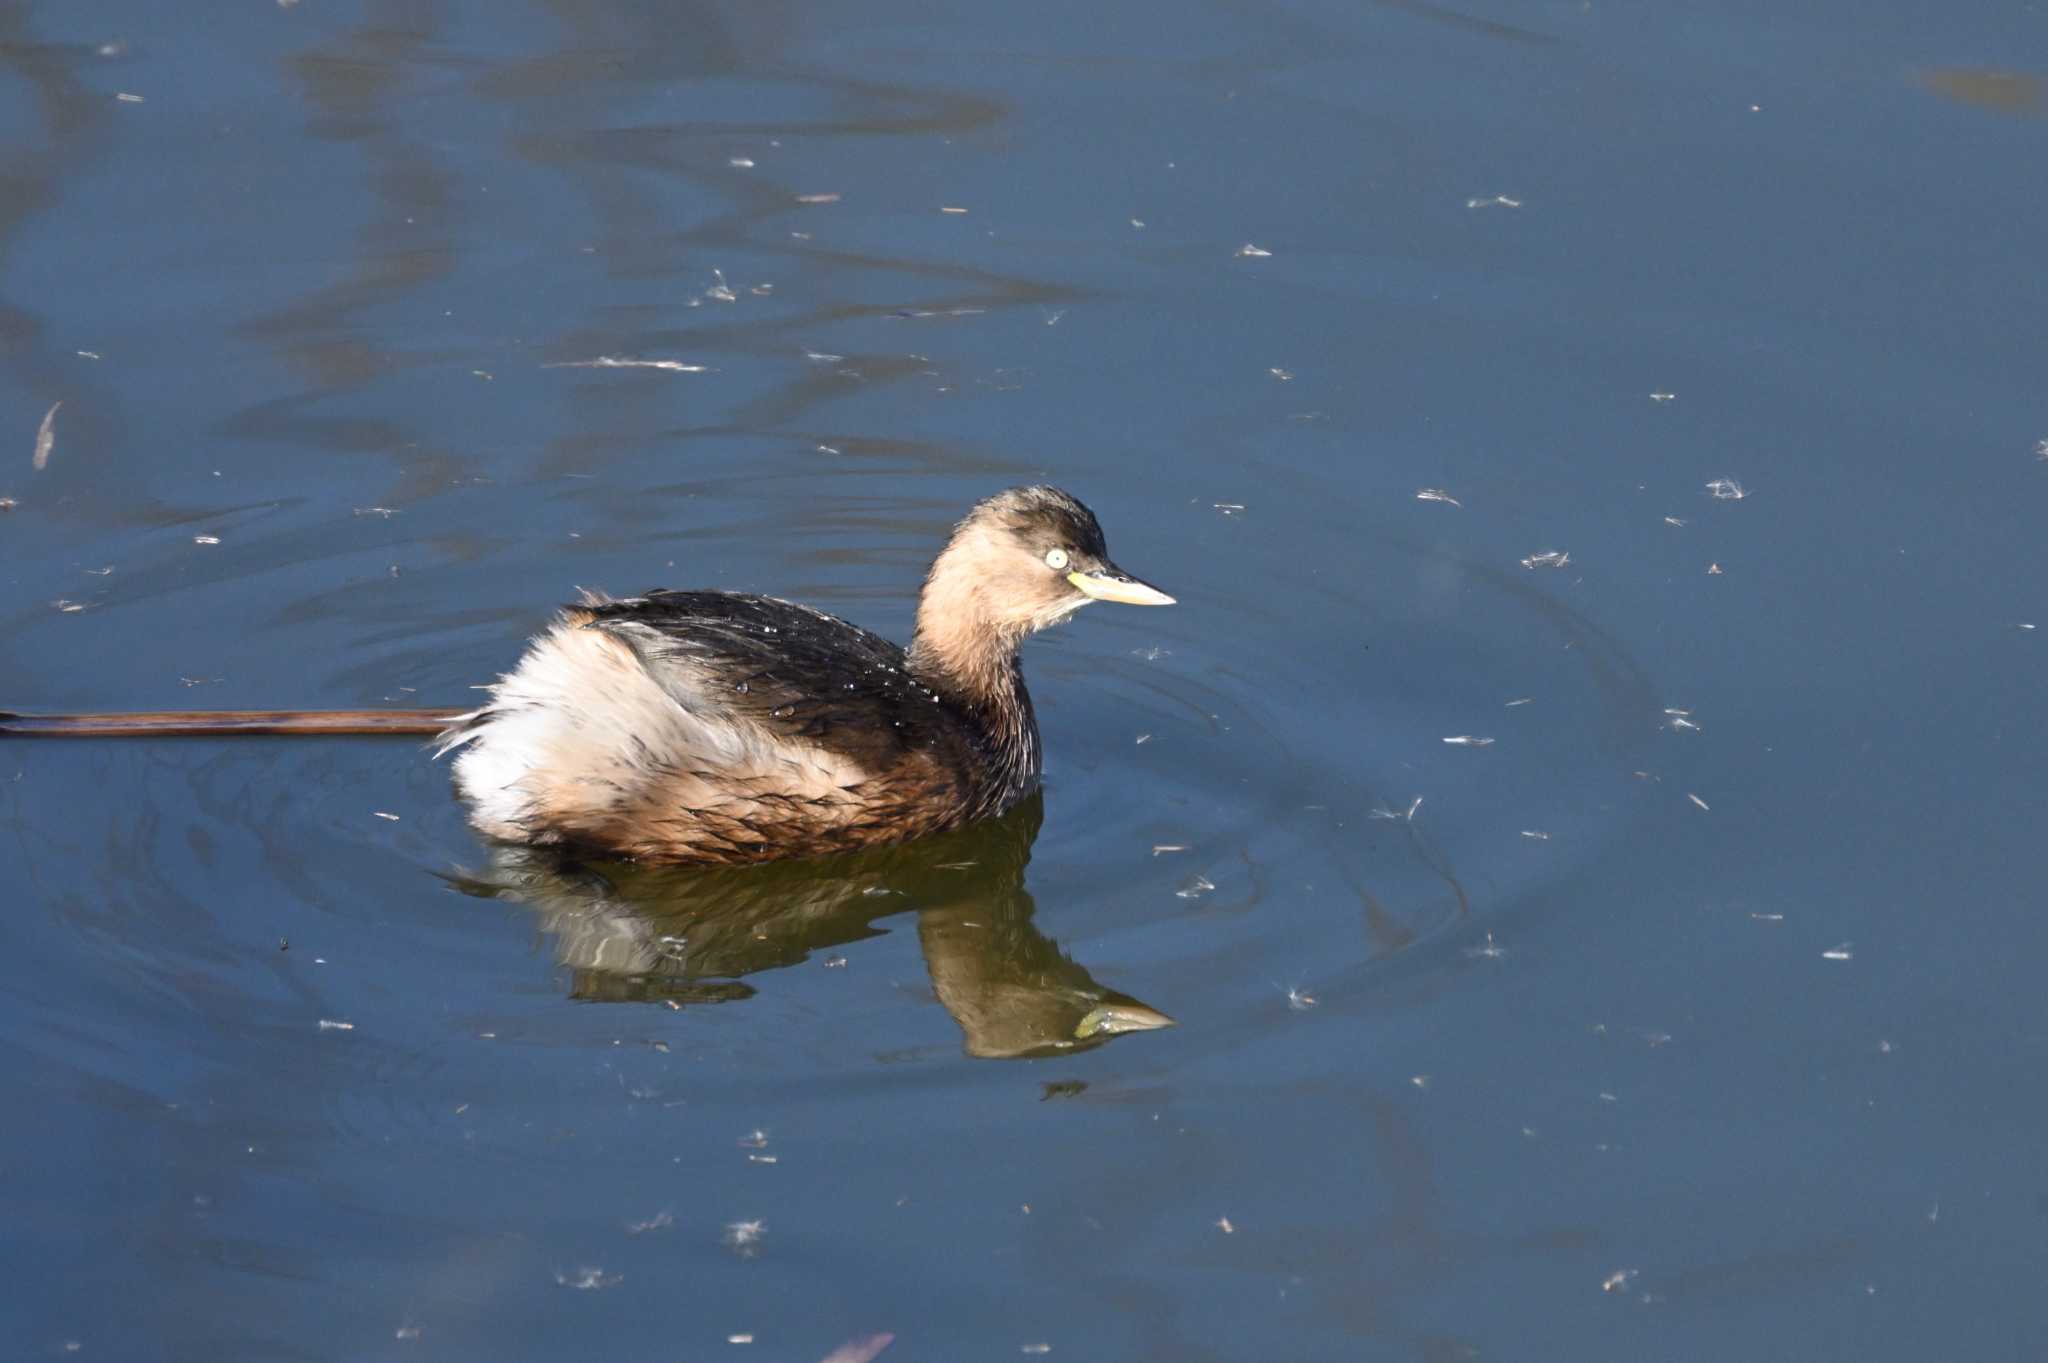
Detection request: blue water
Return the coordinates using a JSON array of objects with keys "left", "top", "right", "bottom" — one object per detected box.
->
[{"left": 2, "top": 2, "right": 2044, "bottom": 1359}]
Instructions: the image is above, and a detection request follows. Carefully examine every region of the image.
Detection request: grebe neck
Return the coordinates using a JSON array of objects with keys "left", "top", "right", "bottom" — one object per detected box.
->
[{"left": 907, "top": 608, "right": 1041, "bottom": 801}]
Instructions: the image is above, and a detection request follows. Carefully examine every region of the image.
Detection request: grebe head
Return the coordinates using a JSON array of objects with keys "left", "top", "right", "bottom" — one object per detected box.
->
[
  {"left": 908, "top": 486, "right": 1172, "bottom": 699},
  {"left": 925, "top": 485, "right": 1174, "bottom": 639}
]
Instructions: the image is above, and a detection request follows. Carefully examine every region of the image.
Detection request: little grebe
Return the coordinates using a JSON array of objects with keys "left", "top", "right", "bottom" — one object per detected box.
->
[{"left": 436, "top": 486, "right": 1172, "bottom": 864}]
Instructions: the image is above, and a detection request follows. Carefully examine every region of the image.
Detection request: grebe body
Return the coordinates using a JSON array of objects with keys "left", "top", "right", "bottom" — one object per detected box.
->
[{"left": 436, "top": 486, "right": 1170, "bottom": 864}]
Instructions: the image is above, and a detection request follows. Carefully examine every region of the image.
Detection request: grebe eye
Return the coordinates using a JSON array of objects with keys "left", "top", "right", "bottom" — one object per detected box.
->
[{"left": 1044, "top": 548, "right": 1069, "bottom": 570}]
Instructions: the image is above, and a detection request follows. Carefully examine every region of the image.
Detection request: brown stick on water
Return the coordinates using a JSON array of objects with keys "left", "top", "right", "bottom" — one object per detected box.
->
[{"left": 0, "top": 709, "right": 464, "bottom": 738}]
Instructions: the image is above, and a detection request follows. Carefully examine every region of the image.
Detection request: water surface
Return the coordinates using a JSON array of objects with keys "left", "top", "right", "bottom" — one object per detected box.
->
[{"left": 2, "top": 1, "right": 2045, "bottom": 1359}]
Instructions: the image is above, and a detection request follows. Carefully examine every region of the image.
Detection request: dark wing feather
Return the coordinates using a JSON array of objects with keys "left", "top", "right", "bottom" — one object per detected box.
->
[{"left": 578, "top": 591, "right": 966, "bottom": 775}]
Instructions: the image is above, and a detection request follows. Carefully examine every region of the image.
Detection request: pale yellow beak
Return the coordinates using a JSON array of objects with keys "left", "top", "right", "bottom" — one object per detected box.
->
[
  {"left": 1074, "top": 1002, "right": 1178, "bottom": 1039},
  {"left": 1068, "top": 569, "right": 1176, "bottom": 606}
]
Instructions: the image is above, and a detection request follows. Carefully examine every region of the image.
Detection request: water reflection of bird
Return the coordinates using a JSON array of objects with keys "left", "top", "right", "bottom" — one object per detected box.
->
[
  {"left": 3, "top": 486, "right": 1173, "bottom": 868},
  {"left": 448, "top": 795, "right": 1175, "bottom": 1059}
]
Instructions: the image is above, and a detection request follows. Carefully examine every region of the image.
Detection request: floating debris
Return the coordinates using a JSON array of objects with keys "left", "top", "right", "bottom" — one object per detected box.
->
[
  {"left": 1822, "top": 942, "right": 1854, "bottom": 961},
  {"left": 1442, "top": 735, "right": 1495, "bottom": 747},
  {"left": 722, "top": 1219, "right": 767, "bottom": 1257},
  {"left": 544, "top": 356, "right": 708, "bottom": 374},
  {"left": 625, "top": 1210, "right": 674, "bottom": 1235},
  {"left": 32, "top": 401, "right": 60, "bottom": 470},
  {"left": 816, "top": 1336, "right": 893, "bottom": 1362},
  {"left": 887, "top": 306, "right": 986, "bottom": 319},
  {"left": 1521, "top": 550, "right": 1571, "bottom": 570},
  {"left": 554, "top": 1266, "right": 622, "bottom": 1290},
  {"left": 1415, "top": 487, "right": 1462, "bottom": 507},
  {"left": 1234, "top": 243, "right": 1272, "bottom": 258},
  {"left": 1705, "top": 477, "right": 1747, "bottom": 500}
]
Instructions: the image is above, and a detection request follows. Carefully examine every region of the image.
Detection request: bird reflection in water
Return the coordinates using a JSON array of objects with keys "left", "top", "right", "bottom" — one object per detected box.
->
[{"left": 445, "top": 794, "right": 1173, "bottom": 1059}]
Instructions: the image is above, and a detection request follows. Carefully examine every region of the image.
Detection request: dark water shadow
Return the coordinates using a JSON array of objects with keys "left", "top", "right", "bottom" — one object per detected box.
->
[{"left": 444, "top": 792, "right": 1174, "bottom": 1058}]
